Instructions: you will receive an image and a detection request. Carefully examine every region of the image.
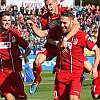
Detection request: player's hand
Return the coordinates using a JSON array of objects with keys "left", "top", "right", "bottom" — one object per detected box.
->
[
  {"left": 19, "top": 53, "right": 26, "bottom": 59},
  {"left": 60, "top": 40, "right": 66, "bottom": 48},
  {"left": 27, "top": 20, "right": 34, "bottom": 28},
  {"left": 57, "top": 41, "right": 61, "bottom": 49},
  {"left": 90, "top": 67, "right": 98, "bottom": 79}
]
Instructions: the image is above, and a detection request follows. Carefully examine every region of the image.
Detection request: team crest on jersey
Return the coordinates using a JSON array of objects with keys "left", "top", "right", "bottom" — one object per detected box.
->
[
  {"left": 12, "top": 36, "right": 16, "bottom": 43},
  {"left": 0, "top": 42, "right": 11, "bottom": 49},
  {"left": 73, "top": 38, "right": 78, "bottom": 45},
  {"left": 66, "top": 42, "right": 72, "bottom": 49}
]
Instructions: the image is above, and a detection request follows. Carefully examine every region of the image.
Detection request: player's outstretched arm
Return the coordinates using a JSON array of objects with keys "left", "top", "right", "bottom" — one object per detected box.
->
[{"left": 27, "top": 20, "right": 48, "bottom": 38}]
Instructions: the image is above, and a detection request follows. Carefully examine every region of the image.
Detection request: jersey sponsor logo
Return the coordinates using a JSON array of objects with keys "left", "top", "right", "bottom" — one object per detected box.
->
[
  {"left": 0, "top": 42, "right": 11, "bottom": 49},
  {"left": 0, "top": 36, "right": 7, "bottom": 38},
  {"left": 48, "top": 20, "right": 60, "bottom": 28},
  {"left": 73, "top": 38, "right": 78, "bottom": 45},
  {"left": 66, "top": 42, "right": 72, "bottom": 49}
]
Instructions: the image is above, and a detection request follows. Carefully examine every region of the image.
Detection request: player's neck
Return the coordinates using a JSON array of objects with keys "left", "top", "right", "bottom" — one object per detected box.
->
[
  {"left": 52, "top": 7, "right": 58, "bottom": 16},
  {"left": 0, "top": 29, "right": 9, "bottom": 34}
]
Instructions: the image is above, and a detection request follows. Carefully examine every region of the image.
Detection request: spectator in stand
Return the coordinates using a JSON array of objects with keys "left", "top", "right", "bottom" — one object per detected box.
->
[
  {"left": 23, "top": 58, "right": 34, "bottom": 82},
  {"left": 20, "top": 3, "right": 25, "bottom": 15}
]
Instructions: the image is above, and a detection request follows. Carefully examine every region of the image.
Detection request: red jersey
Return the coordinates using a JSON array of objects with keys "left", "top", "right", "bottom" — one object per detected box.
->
[
  {"left": 0, "top": 28, "right": 29, "bottom": 72},
  {"left": 56, "top": 30, "right": 97, "bottom": 72}
]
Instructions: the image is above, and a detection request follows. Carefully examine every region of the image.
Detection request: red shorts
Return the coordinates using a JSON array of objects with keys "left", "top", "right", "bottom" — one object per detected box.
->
[
  {"left": 0, "top": 71, "right": 26, "bottom": 100},
  {"left": 54, "top": 70, "right": 83, "bottom": 100},
  {"left": 91, "top": 68, "right": 100, "bottom": 95},
  {"left": 84, "top": 56, "right": 88, "bottom": 61},
  {"left": 38, "top": 43, "right": 57, "bottom": 60}
]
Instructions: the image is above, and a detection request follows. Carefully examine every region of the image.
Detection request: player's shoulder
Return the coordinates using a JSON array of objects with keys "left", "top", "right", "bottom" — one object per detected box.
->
[
  {"left": 58, "top": 6, "right": 68, "bottom": 13},
  {"left": 42, "top": 12, "right": 49, "bottom": 19},
  {"left": 9, "top": 28, "right": 21, "bottom": 36},
  {"left": 75, "top": 30, "right": 88, "bottom": 37}
]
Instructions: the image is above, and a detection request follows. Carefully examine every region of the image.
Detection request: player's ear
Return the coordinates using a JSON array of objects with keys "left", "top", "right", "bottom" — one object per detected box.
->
[
  {"left": 55, "top": 1, "right": 58, "bottom": 5},
  {"left": 71, "top": 20, "right": 74, "bottom": 27}
]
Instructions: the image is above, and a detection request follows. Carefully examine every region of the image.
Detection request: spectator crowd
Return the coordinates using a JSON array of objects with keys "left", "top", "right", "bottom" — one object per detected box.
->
[{"left": 0, "top": 3, "right": 100, "bottom": 51}]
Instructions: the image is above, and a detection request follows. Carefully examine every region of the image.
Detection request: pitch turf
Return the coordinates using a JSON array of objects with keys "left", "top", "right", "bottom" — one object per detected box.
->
[{"left": 0, "top": 70, "right": 94, "bottom": 100}]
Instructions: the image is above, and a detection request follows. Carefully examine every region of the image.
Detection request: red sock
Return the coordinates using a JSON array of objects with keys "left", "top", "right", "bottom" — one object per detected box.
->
[{"left": 33, "top": 65, "right": 42, "bottom": 83}]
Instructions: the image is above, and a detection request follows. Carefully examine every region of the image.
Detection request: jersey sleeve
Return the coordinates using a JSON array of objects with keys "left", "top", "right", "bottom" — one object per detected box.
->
[
  {"left": 81, "top": 31, "right": 97, "bottom": 51},
  {"left": 41, "top": 13, "right": 49, "bottom": 30},
  {"left": 15, "top": 30, "right": 29, "bottom": 50}
]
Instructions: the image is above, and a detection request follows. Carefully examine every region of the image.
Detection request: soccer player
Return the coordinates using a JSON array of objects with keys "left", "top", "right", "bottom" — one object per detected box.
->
[
  {"left": 0, "top": 11, "right": 31, "bottom": 100},
  {"left": 91, "top": 28, "right": 100, "bottom": 99},
  {"left": 27, "top": 0, "right": 80, "bottom": 94},
  {"left": 54, "top": 10, "right": 100, "bottom": 100}
]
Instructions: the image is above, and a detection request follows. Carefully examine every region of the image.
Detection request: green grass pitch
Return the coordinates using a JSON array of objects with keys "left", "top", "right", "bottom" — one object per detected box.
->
[{"left": 0, "top": 70, "right": 94, "bottom": 100}]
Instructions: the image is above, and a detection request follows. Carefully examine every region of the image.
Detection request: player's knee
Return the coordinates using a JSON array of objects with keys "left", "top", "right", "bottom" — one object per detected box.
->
[
  {"left": 69, "top": 95, "right": 79, "bottom": 100},
  {"left": 33, "top": 59, "right": 42, "bottom": 66},
  {"left": 92, "top": 94, "right": 100, "bottom": 99},
  {"left": 5, "top": 93, "right": 14, "bottom": 100}
]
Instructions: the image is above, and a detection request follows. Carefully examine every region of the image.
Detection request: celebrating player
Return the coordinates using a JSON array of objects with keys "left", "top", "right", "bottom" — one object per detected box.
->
[
  {"left": 0, "top": 11, "right": 31, "bottom": 100},
  {"left": 54, "top": 10, "right": 100, "bottom": 100},
  {"left": 27, "top": 0, "right": 80, "bottom": 94}
]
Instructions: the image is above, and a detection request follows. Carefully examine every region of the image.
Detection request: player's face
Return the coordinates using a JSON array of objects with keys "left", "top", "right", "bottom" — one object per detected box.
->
[
  {"left": 1, "top": 15, "right": 11, "bottom": 31},
  {"left": 45, "top": 0, "right": 58, "bottom": 15},
  {"left": 60, "top": 16, "right": 73, "bottom": 33}
]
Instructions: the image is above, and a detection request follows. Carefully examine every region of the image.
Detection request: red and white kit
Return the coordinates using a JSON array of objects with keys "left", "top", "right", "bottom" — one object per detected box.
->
[
  {"left": 38, "top": 6, "right": 68, "bottom": 59},
  {"left": 54, "top": 30, "right": 97, "bottom": 100},
  {"left": 0, "top": 28, "right": 29, "bottom": 99}
]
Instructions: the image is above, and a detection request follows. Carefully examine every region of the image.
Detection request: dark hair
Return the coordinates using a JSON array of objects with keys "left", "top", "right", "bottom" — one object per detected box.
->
[
  {"left": 0, "top": 11, "right": 11, "bottom": 20},
  {"left": 61, "top": 10, "right": 74, "bottom": 20}
]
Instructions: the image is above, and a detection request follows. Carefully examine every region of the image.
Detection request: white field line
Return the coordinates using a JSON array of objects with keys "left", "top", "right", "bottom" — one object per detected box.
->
[{"left": 24, "top": 78, "right": 91, "bottom": 86}]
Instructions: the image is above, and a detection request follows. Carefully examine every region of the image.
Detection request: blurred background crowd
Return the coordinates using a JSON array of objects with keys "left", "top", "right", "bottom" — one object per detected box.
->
[{"left": 0, "top": 2, "right": 100, "bottom": 55}]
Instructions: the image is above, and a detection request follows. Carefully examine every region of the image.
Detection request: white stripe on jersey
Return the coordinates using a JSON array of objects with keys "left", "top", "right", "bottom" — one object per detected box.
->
[{"left": 0, "top": 42, "right": 11, "bottom": 49}]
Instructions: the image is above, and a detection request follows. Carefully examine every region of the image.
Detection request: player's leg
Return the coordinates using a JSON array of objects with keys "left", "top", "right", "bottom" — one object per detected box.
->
[
  {"left": 54, "top": 71, "right": 70, "bottom": 100},
  {"left": 69, "top": 95, "right": 82, "bottom": 100},
  {"left": 69, "top": 70, "right": 83, "bottom": 100},
  {"left": 54, "top": 80, "right": 69, "bottom": 100},
  {"left": 30, "top": 52, "right": 46, "bottom": 94},
  {"left": 5, "top": 93, "right": 14, "bottom": 100},
  {"left": 0, "top": 72, "right": 15, "bottom": 100},
  {"left": 13, "top": 72, "right": 27, "bottom": 100},
  {"left": 33, "top": 53, "right": 46, "bottom": 83}
]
